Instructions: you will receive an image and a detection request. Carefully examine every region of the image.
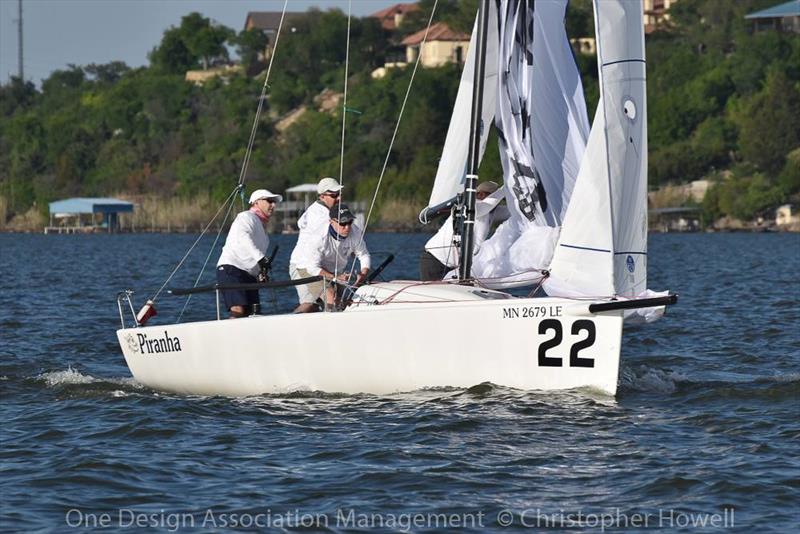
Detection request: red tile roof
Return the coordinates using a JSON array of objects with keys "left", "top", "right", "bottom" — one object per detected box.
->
[
  {"left": 370, "top": 2, "right": 419, "bottom": 30},
  {"left": 401, "top": 22, "right": 470, "bottom": 45}
]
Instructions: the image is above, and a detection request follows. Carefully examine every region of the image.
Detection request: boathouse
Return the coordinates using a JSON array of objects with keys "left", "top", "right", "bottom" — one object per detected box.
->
[{"left": 46, "top": 197, "right": 134, "bottom": 234}]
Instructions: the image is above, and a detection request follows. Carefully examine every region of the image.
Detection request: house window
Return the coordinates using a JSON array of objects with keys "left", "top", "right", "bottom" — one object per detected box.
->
[{"left": 455, "top": 46, "right": 463, "bottom": 63}]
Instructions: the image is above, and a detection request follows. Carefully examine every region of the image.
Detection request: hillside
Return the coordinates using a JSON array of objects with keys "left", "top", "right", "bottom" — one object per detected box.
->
[{"left": 0, "top": 0, "right": 798, "bottom": 230}]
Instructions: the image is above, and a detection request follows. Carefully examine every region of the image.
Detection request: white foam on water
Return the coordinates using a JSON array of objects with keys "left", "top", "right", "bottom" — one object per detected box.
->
[
  {"left": 766, "top": 372, "right": 800, "bottom": 383},
  {"left": 620, "top": 366, "right": 689, "bottom": 394},
  {"left": 37, "top": 366, "right": 143, "bottom": 390},
  {"left": 39, "top": 367, "right": 96, "bottom": 386}
]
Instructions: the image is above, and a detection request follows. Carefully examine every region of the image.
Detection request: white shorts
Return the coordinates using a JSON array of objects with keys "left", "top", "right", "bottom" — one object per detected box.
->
[{"left": 289, "top": 264, "right": 325, "bottom": 304}]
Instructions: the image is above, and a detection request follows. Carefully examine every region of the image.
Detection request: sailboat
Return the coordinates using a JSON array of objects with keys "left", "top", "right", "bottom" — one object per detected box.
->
[{"left": 115, "top": 0, "right": 676, "bottom": 397}]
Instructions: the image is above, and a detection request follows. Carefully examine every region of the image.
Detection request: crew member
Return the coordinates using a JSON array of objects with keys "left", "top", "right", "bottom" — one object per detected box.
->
[
  {"left": 216, "top": 188, "right": 282, "bottom": 318},
  {"left": 290, "top": 204, "right": 371, "bottom": 312},
  {"left": 296, "top": 177, "right": 344, "bottom": 234},
  {"left": 420, "top": 181, "right": 509, "bottom": 281},
  {"left": 289, "top": 177, "right": 344, "bottom": 309}
]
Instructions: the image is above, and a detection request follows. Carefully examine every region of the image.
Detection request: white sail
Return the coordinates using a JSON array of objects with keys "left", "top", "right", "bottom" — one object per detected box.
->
[
  {"left": 427, "top": 5, "right": 498, "bottom": 208},
  {"left": 545, "top": 0, "right": 648, "bottom": 298},
  {"left": 471, "top": 0, "right": 590, "bottom": 286}
]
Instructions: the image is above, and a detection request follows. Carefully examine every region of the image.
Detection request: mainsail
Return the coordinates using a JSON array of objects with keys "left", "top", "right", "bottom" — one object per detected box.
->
[{"left": 545, "top": 0, "right": 648, "bottom": 298}]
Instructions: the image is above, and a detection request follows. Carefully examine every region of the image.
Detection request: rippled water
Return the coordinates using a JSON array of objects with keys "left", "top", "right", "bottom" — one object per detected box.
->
[{"left": 1, "top": 232, "right": 798, "bottom": 531}]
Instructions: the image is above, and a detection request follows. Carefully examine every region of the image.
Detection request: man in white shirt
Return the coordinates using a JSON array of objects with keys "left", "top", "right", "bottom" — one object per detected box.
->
[
  {"left": 420, "top": 181, "right": 509, "bottom": 281},
  {"left": 295, "top": 176, "right": 343, "bottom": 235},
  {"left": 289, "top": 177, "right": 345, "bottom": 310},
  {"left": 291, "top": 204, "right": 371, "bottom": 312},
  {"left": 216, "top": 188, "right": 282, "bottom": 318}
]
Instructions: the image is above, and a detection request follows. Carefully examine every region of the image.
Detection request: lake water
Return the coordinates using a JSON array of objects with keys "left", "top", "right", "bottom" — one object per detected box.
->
[{"left": 1, "top": 232, "right": 798, "bottom": 532}]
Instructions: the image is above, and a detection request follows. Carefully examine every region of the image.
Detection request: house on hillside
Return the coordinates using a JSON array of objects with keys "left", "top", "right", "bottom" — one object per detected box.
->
[
  {"left": 571, "top": 37, "right": 596, "bottom": 55},
  {"left": 244, "top": 11, "right": 305, "bottom": 59},
  {"left": 370, "top": 3, "right": 419, "bottom": 31},
  {"left": 745, "top": 0, "right": 800, "bottom": 33},
  {"left": 643, "top": 0, "right": 678, "bottom": 34},
  {"left": 776, "top": 204, "right": 800, "bottom": 228},
  {"left": 401, "top": 22, "right": 471, "bottom": 67}
]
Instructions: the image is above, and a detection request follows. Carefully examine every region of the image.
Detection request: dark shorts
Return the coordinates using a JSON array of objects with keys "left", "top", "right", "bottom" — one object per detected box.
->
[{"left": 216, "top": 265, "right": 260, "bottom": 310}]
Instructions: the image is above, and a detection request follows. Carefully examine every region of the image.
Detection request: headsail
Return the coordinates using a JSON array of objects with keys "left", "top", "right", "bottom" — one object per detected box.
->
[
  {"left": 426, "top": 5, "right": 498, "bottom": 209},
  {"left": 545, "top": 0, "right": 648, "bottom": 298},
  {"left": 470, "top": 0, "right": 590, "bottom": 286}
]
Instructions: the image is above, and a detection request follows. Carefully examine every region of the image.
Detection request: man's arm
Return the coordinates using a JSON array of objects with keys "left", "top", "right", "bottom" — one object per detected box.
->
[{"left": 352, "top": 226, "right": 371, "bottom": 286}]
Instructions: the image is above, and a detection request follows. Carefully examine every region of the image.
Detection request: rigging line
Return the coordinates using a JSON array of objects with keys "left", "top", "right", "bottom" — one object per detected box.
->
[
  {"left": 176, "top": 194, "right": 238, "bottom": 323},
  {"left": 347, "top": 0, "right": 440, "bottom": 280},
  {"left": 150, "top": 186, "right": 241, "bottom": 303},
  {"left": 334, "top": 0, "right": 352, "bottom": 282},
  {"left": 237, "top": 0, "right": 289, "bottom": 187}
]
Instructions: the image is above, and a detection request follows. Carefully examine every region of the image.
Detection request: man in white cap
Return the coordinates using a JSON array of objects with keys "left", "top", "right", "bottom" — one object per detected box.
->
[
  {"left": 296, "top": 177, "right": 344, "bottom": 234},
  {"left": 216, "top": 188, "right": 282, "bottom": 318},
  {"left": 291, "top": 204, "right": 371, "bottom": 312},
  {"left": 289, "top": 177, "right": 345, "bottom": 310},
  {"left": 420, "top": 181, "right": 508, "bottom": 281}
]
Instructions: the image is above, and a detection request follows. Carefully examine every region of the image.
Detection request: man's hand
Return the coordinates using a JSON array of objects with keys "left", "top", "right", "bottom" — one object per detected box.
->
[
  {"left": 355, "top": 268, "right": 369, "bottom": 287},
  {"left": 258, "top": 257, "right": 271, "bottom": 283}
]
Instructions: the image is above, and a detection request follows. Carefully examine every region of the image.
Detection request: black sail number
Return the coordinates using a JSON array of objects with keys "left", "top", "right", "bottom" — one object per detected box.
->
[
  {"left": 538, "top": 319, "right": 563, "bottom": 367},
  {"left": 569, "top": 320, "right": 596, "bottom": 368},
  {"left": 536, "top": 320, "right": 596, "bottom": 368}
]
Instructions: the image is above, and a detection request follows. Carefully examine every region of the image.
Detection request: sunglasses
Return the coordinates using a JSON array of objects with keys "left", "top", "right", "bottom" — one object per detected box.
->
[
  {"left": 260, "top": 198, "right": 277, "bottom": 204},
  {"left": 334, "top": 220, "right": 353, "bottom": 227},
  {"left": 324, "top": 192, "right": 341, "bottom": 199}
]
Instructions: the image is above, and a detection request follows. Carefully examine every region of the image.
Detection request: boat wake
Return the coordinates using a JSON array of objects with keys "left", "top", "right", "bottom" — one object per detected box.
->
[
  {"left": 619, "top": 364, "right": 799, "bottom": 401},
  {"left": 35, "top": 367, "right": 143, "bottom": 397}
]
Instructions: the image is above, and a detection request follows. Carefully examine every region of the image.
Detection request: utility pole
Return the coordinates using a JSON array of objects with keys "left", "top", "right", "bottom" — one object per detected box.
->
[{"left": 17, "top": 0, "right": 24, "bottom": 80}]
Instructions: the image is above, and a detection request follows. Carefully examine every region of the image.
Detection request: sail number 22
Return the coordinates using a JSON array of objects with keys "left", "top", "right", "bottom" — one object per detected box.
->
[{"left": 537, "top": 319, "right": 595, "bottom": 368}]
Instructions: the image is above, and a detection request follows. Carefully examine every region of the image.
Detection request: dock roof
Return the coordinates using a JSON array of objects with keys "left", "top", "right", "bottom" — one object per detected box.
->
[
  {"left": 745, "top": 0, "right": 800, "bottom": 19},
  {"left": 49, "top": 197, "right": 134, "bottom": 215}
]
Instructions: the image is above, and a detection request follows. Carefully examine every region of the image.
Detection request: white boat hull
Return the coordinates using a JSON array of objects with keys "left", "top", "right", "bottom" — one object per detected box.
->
[{"left": 116, "top": 283, "right": 624, "bottom": 396}]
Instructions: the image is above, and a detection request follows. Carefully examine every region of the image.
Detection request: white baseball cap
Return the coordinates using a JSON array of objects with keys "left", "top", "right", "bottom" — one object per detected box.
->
[
  {"left": 249, "top": 189, "right": 282, "bottom": 204},
  {"left": 317, "top": 177, "right": 344, "bottom": 195}
]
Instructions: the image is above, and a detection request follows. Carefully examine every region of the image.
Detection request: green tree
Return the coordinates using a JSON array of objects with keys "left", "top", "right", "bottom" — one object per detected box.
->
[
  {"left": 149, "top": 13, "right": 234, "bottom": 73},
  {"left": 732, "top": 68, "right": 800, "bottom": 174},
  {"left": 0, "top": 76, "right": 37, "bottom": 117},
  {"left": 234, "top": 28, "right": 269, "bottom": 75}
]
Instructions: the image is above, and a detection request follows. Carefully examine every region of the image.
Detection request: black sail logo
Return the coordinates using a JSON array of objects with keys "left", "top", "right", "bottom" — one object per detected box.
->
[{"left": 136, "top": 331, "right": 182, "bottom": 355}]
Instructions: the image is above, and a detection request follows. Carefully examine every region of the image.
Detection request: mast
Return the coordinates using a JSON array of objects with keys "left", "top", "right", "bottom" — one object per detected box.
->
[
  {"left": 458, "top": 0, "right": 490, "bottom": 281},
  {"left": 18, "top": 0, "right": 24, "bottom": 80}
]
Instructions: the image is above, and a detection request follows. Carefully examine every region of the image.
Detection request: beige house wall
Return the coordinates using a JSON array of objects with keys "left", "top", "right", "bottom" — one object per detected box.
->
[
  {"left": 407, "top": 40, "right": 470, "bottom": 67},
  {"left": 643, "top": 0, "right": 678, "bottom": 31},
  {"left": 776, "top": 204, "right": 800, "bottom": 226}
]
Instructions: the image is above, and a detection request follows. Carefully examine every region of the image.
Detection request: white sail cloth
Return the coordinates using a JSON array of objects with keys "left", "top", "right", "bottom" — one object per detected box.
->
[
  {"left": 544, "top": 0, "right": 649, "bottom": 298},
  {"left": 471, "top": 0, "right": 590, "bottom": 287},
  {"left": 426, "top": 0, "right": 663, "bottom": 308},
  {"left": 427, "top": 4, "right": 498, "bottom": 208}
]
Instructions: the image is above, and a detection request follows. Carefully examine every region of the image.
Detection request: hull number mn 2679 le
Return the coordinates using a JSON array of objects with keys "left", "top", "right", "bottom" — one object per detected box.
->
[{"left": 502, "top": 305, "right": 562, "bottom": 319}]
